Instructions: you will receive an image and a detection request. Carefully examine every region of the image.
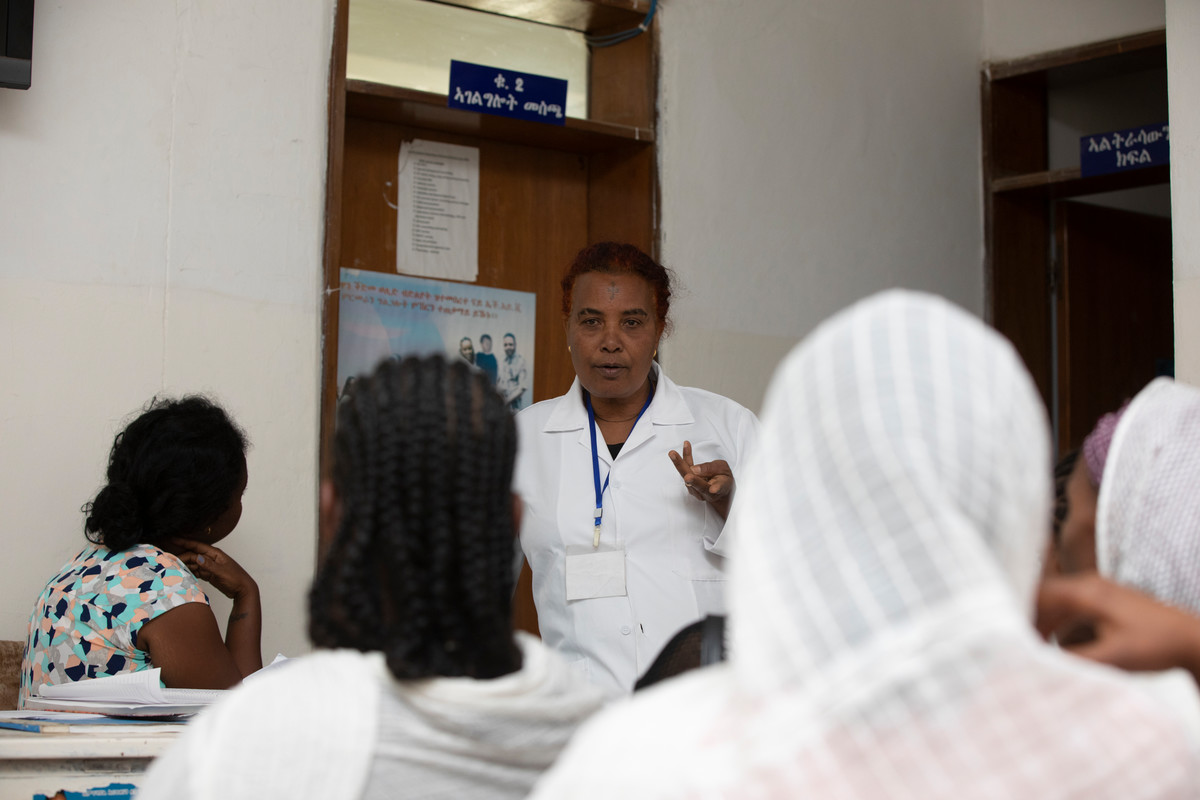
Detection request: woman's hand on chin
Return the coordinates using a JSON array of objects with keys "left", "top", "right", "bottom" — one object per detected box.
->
[
  {"left": 669, "top": 440, "right": 736, "bottom": 521},
  {"left": 168, "top": 538, "right": 258, "bottom": 601}
]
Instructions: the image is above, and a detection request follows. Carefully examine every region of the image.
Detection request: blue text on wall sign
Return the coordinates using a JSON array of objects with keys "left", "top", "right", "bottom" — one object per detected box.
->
[{"left": 1080, "top": 123, "right": 1169, "bottom": 178}]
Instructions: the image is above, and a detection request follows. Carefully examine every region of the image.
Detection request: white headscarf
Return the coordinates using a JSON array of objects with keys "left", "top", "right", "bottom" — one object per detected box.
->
[
  {"left": 530, "top": 290, "right": 1197, "bottom": 800},
  {"left": 1097, "top": 377, "right": 1200, "bottom": 614}
]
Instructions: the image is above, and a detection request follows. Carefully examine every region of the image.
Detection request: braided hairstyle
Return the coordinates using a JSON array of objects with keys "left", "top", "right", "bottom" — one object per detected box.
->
[
  {"left": 309, "top": 355, "right": 522, "bottom": 680},
  {"left": 83, "top": 396, "right": 249, "bottom": 552}
]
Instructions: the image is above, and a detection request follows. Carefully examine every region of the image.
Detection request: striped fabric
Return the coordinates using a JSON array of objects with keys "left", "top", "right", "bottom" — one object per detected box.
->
[
  {"left": 530, "top": 291, "right": 1197, "bottom": 800},
  {"left": 1098, "top": 378, "right": 1200, "bottom": 615}
]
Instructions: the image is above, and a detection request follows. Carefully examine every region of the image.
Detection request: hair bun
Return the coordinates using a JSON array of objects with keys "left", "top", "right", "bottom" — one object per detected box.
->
[{"left": 84, "top": 481, "right": 144, "bottom": 551}]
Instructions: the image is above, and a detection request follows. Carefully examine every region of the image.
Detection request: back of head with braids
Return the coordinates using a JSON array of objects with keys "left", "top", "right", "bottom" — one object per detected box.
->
[
  {"left": 309, "top": 355, "right": 522, "bottom": 680},
  {"left": 83, "top": 396, "right": 249, "bottom": 552}
]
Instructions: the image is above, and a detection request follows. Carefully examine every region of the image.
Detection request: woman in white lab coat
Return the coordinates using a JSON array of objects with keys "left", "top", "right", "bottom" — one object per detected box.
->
[{"left": 514, "top": 242, "right": 759, "bottom": 696}]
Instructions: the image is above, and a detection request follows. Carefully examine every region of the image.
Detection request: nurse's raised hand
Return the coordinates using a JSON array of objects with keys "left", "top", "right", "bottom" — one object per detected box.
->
[{"left": 669, "top": 440, "right": 735, "bottom": 521}]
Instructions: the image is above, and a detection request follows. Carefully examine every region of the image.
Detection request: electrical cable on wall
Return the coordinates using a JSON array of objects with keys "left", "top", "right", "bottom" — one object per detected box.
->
[{"left": 586, "top": 0, "right": 657, "bottom": 48}]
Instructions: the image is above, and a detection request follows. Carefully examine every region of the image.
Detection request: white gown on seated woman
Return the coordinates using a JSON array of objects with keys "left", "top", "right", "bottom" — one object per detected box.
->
[
  {"left": 138, "top": 633, "right": 604, "bottom": 800},
  {"left": 529, "top": 290, "right": 1199, "bottom": 799}
]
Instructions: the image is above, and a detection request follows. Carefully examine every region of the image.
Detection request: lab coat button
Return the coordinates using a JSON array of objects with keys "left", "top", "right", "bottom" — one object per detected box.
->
[{"left": 620, "top": 625, "right": 632, "bottom": 635}]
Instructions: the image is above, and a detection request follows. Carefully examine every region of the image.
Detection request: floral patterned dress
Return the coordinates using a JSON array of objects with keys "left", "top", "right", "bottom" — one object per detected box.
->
[{"left": 18, "top": 543, "right": 209, "bottom": 707}]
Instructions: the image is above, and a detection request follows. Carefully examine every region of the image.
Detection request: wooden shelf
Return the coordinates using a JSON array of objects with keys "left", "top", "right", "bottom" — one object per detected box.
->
[
  {"left": 986, "top": 29, "right": 1165, "bottom": 81},
  {"left": 422, "top": 0, "right": 650, "bottom": 34},
  {"left": 345, "top": 80, "right": 654, "bottom": 153},
  {"left": 990, "top": 164, "right": 1169, "bottom": 198}
]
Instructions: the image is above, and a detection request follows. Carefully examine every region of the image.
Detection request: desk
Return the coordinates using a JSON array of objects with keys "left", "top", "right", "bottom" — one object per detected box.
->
[{"left": 0, "top": 727, "right": 179, "bottom": 799}]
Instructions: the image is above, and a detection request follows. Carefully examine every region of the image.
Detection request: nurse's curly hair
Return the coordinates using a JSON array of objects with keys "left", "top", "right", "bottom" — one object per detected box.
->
[
  {"left": 561, "top": 241, "right": 674, "bottom": 335},
  {"left": 309, "top": 355, "right": 522, "bottom": 680}
]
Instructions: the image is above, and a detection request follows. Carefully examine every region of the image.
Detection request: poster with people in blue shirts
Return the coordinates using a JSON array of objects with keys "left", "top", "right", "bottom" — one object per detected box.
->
[{"left": 337, "top": 268, "right": 536, "bottom": 412}]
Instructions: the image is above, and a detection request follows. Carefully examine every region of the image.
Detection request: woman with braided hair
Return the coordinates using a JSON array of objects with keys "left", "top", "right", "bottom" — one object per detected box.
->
[
  {"left": 19, "top": 395, "right": 259, "bottom": 706},
  {"left": 140, "top": 356, "right": 604, "bottom": 800}
]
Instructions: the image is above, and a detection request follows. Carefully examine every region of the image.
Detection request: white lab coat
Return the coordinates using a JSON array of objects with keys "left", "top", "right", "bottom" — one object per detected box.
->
[{"left": 514, "top": 363, "right": 758, "bottom": 696}]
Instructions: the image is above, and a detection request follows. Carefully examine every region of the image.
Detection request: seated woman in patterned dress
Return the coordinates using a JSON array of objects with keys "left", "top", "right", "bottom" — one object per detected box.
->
[{"left": 18, "top": 396, "right": 261, "bottom": 706}]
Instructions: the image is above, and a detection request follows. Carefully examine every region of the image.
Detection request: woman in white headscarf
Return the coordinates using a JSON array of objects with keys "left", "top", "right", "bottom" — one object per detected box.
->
[
  {"left": 530, "top": 290, "right": 1197, "bottom": 799},
  {"left": 1042, "top": 380, "right": 1200, "bottom": 677},
  {"left": 1069, "top": 377, "right": 1200, "bottom": 747},
  {"left": 1096, "top": 378, "right": 1200, "bottom": 612}
]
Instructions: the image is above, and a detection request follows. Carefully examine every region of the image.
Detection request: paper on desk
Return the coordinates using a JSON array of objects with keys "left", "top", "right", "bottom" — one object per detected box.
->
[
  {"left": 244, "top": 652, "right": 291, "bottom": 684},
  {"left": 0, "top": 709, "right": 185, "bottom": 734},
  {"left": 22, "top": 698, "right": 206, "bottom": 717},
  {"left": 37, "top": 668, "right": 223, "bottom": 706}
]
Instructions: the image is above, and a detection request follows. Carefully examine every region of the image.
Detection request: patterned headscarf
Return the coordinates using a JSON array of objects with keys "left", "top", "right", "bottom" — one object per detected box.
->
[{"left": 1083, "top": 403, "right": 1129, "bottom": 488}]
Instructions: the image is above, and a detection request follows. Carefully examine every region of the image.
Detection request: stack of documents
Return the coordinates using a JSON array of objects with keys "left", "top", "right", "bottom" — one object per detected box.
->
[
  {"left": 23, "top": 668, "right": 223, "bottom": 716},
  {"left": 0, "top": 709, "right": 186, "bottom": 734}
]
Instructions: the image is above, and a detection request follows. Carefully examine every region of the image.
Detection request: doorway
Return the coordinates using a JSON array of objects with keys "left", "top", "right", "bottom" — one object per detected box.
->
[
  {"left": 982, "top": 29, "right": 1172, "bottom": 452},
  {"left": 1053, "top": 200, "right": 1173, "bottom": 452}
]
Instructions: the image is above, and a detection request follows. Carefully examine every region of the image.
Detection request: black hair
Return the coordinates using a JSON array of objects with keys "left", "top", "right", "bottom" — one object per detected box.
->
[
  {"left": 309, "top": 355, "right": 522, "bottom": 680},
  {"left": 83, "top": 396, "right": 249, "bottom": 552},
  {"left": 479, "top": 334, "right": 492, "bottom": 343},
  {"left": 634, "top": 615, "right": 726, "bottom": 691},
  {"left": 561, "top": 242, "right": 675, "bottom": 336},
  {"left": 1052, "top": 448, "right": 1080, "bottom": 545}
]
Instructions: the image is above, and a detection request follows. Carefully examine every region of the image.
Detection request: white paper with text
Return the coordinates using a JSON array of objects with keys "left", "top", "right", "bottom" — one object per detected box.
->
[{"left": 396, "top": 139, "right": 479, "bottom": 281}]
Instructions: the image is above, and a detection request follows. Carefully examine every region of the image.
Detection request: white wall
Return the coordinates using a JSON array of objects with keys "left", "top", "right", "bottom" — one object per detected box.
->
[
  {"left": 655, "top": 0, "right": 1176, "bottom": 414},
  {"left": 2, "top": 0, "right": 1194, "bottom": 663},
  {"left": 0, "top": 2, "right": 334, "bottom": 659},
  {"left": 982, "top": 0, "right": 1164, "bottom": 61},
  {"left": 1168, "top": 0, "right": 1200, "bottom": 384},
  {"left": 657, "top": 0, "right": 985, "bottom": 413}
]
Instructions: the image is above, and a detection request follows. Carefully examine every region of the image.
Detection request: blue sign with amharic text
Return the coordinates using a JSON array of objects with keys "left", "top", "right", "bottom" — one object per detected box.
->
[
  {"left": 448, "top": 60, "right": 568, "bottom": 126},
  {"left": 1080, "top": 123, "right": 1169, "bottom": 178}
]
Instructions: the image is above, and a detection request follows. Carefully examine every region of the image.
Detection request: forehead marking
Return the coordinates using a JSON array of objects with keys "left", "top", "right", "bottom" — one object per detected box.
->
[{"left": 607, "top": 281, "right": 620, "bottom": 301}]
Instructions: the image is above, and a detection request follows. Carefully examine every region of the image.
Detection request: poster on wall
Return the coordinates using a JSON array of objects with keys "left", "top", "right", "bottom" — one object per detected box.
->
[{"left": 337, "top": 269, "right": 536, "bottom": 412}]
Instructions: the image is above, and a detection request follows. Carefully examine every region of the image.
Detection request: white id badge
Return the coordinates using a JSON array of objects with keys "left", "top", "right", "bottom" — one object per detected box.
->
[{"left": 565, "top": 544, "right": 627, "bottom": 600}]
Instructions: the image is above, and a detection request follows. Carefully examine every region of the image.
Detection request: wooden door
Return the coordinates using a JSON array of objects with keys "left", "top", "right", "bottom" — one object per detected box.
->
[
  {"left": 1054, "top": 201, "right": 1173, "bottom": 451},
  {"left": 322, "top": 1, "right": 659, "bottom": 640}
]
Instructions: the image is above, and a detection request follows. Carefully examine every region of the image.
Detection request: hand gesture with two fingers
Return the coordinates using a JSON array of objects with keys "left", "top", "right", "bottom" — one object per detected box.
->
[{"left": 669, "top": 440, "right": 736, "bottom": 521}]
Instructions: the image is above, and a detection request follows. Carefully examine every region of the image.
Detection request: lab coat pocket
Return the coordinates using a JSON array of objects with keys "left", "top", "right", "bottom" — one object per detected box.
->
[
  {"left": 670, "top": 483, "right": 729, "bottom": 582},
  {"left": 688, "top": 572, "right": 729, "bottom": 617},
  {"left": 670, "top": 493, "right": 729, "bottom": 617}
]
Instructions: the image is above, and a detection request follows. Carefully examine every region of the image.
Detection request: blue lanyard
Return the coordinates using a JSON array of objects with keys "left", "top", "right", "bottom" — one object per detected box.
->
[{"left": 584, "top": 385, "right": 655, "bottom": 548}]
